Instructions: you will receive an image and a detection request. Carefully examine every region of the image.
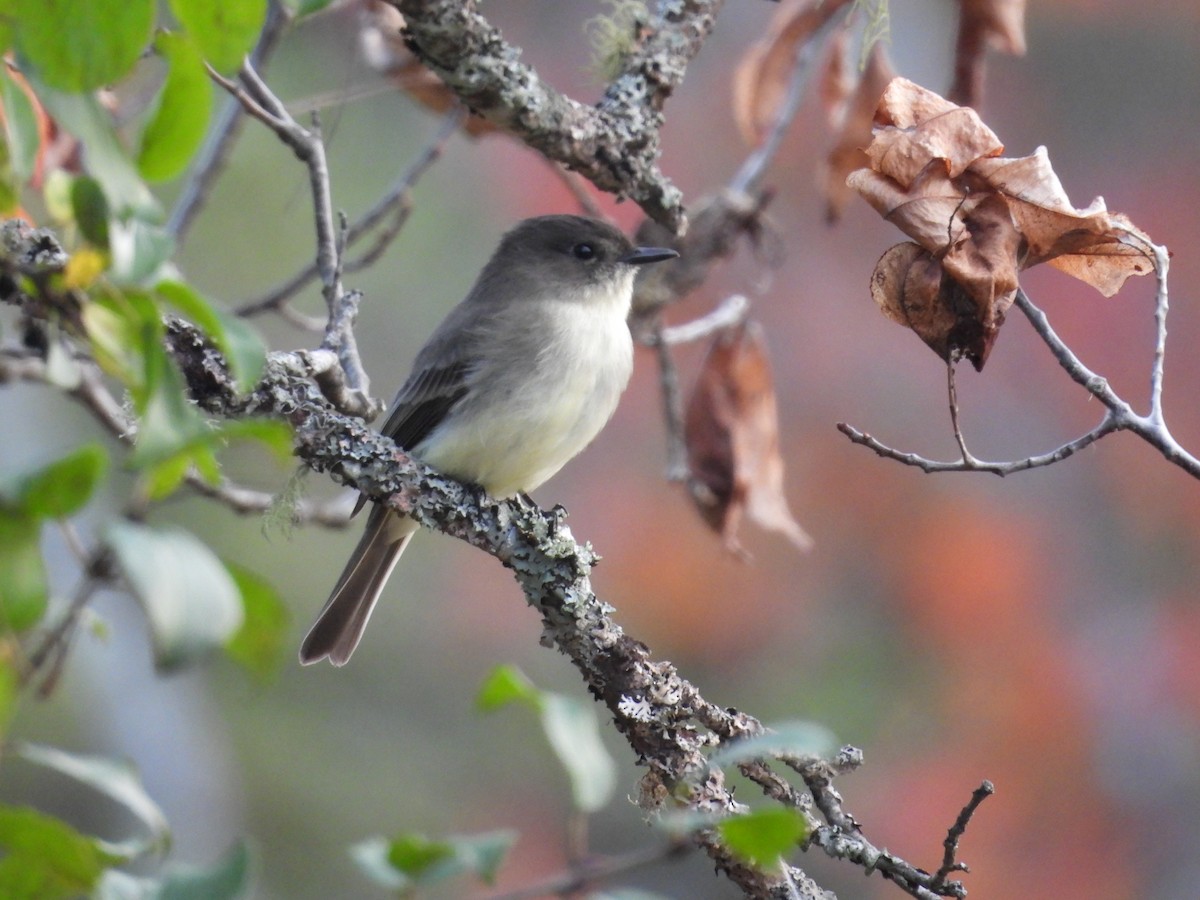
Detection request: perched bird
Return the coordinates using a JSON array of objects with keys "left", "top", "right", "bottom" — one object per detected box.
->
[{"left": 300, "top": 215, "right": 678, "bottom": 665}]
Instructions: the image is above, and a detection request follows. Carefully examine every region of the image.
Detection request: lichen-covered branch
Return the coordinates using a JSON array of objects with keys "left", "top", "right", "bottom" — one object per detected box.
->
[{"left": 391, "top": 0, "right": 723, "bottom": 232}]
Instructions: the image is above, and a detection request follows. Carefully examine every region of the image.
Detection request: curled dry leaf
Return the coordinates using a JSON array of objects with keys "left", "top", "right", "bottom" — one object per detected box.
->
[
  {"left": 732, "top": 0, "right": 854, "bottom": 147},
  {"left": 820, "top": 41, "right": 896, "bottom": 222},
  {"left": 359, "top": 0, "right": 497, "bottom": 137},
  {"left": 848, "top": 77, "right": 1155, "bottom": 369},
  {"left": 684, "top": 320, "right": 812, "bottom": 558}
]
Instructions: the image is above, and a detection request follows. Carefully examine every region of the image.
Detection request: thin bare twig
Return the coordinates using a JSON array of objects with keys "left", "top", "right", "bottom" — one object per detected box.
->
[
  {"left": 930, "top": 781, "right": 993, "bottom": 891},
  {"left": 840, "top": 238, "right": 1200, "bottom": 479},
  {"left": 651, "top": 320, "right": 690, "bottom": 482},
  {"left": 237, "top": 106, "right": 463, "bottom": 318},
  {"left": 210, "top": 60, "right": 377, "bottom": 417},
  {"left": 659, "top": 294, "right": 749, "bottom": 345}
]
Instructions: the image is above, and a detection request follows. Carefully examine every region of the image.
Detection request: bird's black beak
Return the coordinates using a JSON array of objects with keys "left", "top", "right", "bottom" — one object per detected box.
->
[{"left": 620, "top": 246, "right": 679, "bottom": 265}]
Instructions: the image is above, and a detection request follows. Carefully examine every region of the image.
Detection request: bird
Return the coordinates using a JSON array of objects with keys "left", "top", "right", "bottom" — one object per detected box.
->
[{"left": 299, "top": 214, "right": 678, "bottom": 665}]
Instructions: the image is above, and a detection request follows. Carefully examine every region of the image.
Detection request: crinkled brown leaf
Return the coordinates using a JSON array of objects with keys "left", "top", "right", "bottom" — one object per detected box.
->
[
  {"left": 849, "top": 77, "right": 1155, "bottom": 367},
  {"left": 732, "top": 0, "right": 854, "bottom": 147},
  {"left": 867, "top": 79, "right": 1004, "bottom": 184},
  {"left": 685, "top": 321, "right": 812, "bottom": 557},
  {"left": 951, "top": 0, "right": 1028, "bottom": 106},
  {"left": 970, "top": 149, "right": 1154, "bottom": 295},
  {"left": 821, "top": 42, "right": 896, "bottom": 222}
]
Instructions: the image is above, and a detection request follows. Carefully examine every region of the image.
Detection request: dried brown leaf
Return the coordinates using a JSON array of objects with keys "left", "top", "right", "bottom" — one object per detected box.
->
[
  {"left": 868, "top": 80, "right": 1004, "bottom": 184},
  {"left": 732, "top": 0, "right": 854, "bottom": 147},
  {"left": 818, "top": 26, "right": 853, "bottom": 130},
  {"left": 685, "top": 321, "right": 812, "bottom": 556},
  {"left": 821, "top": 42, "right": 896, "bottom": 222},
  {"left": 951, "top": 0, "right": 1027, "bottom": 106},
  {"left": 970, "top": 150, "right": 1154, "bottom": 295},
  {"left": 961, "top": 0, "right": 1027, "bottom": 55},
  {"left": 849, "top": 78, "right": 1155, "bottom": 367}
]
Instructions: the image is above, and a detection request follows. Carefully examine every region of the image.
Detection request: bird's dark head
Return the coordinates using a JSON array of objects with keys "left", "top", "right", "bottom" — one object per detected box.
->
[{"left": 476, "top": 215, "right": 677, "bottom": 303}]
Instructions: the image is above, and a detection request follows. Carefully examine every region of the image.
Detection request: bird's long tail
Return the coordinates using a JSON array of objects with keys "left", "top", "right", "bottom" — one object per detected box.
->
[{"left": 299, "top": 506, "right": 417, "bottom": 666}]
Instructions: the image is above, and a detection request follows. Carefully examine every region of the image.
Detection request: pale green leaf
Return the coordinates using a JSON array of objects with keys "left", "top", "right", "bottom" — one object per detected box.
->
[
  {"left": 223, "top": 563, "right": 288, "bottom": 681},
  {"left": 13, "top": 0, "right": 154, "bottom": 92},
  {"left": 31, "top": 83, "right": 158, "bottom": 218},
  {"left": 717, "top": 807, "right": 809, "bottom": 869},
  {"left": 352, "top": 830, "right": 515, "bottom": 891},
  {"left": 540, "top": 693, "right": 617, "bottom": 813},
  {"left": 3, "top": 444, "right": 107, "bottom": 520},
  {"left": 138, "top": 32, "right": 213, "bottom": 183},
  {"left": 0, "top": 68, "right": 39, "bottom": 182},
  {"left": 16, "top": 743, "right": 169, "bottom": 858},
  {"left": 0, "top": 510, "right": 47, "bottom": 632},
  {"left": 168, "top": 0, "right": 268, "bottom": 74},
  {"left": 105, "top": 521, "right": 244, "bottom": 670},
  {"left": 0, "top": 804, "right": 120, "bottom": 898},
  {"left": 475, "top": 663, "right": 541, "bottom": 712},
  {"left": 157, "top": 840, "right": 251, "bottom": 900}
]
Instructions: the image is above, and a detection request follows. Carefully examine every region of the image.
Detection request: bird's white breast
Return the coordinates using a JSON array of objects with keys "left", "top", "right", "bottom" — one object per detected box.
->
[{"left": 419, "top": 277, "right": 635, "bottom": 497}]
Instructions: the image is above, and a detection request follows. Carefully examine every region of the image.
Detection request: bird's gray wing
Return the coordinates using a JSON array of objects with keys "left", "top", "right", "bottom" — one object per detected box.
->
[
  {"left": 350, "top": 314, "right": 481, "bottom": 517},
  {"left": 378, "top": 356, "right": 472, "bottom": 452}
]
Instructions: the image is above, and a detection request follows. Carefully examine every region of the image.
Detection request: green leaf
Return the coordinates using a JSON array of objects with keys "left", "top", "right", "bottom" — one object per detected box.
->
[
  {"left": 82, "top": 293, "right": 145, "bottom": 386},
  {"left": 223, "top": 563, "right": 288, "bottom": 681},
  {"left": 16, "top": 743, "right": 170, "bottom": 858},
  {"left": 0, "top": 510, "right": 47, "bottom": 632},
  {"left": 3, "top": 444, "right": 108, "bottom": 520},
  {"left": 475, "top": 663, "right": 540, "bottom": 712},
  {"left": 70, "top": 176, "right": 110, "bottom": 249},
  {"left": 477, "top": 666, "right": 616, "bottom": 812},
  {"left": 540, "top": 693, "right": 617, "bottom": 813},
  {"left": 156, "top": 841, "right": 251, "bottom": 900},
  {"left": 138, "top": 32, "right": 213, "bottom": 183},
  {"left": 0, "top": 69, "right": 40, "bottom": 182},
  {"left": 717, "top": 808, "right": 809, "bottom": 870},
  {"left": 0, "top": 804, "right": 120, "bottom": 898},
  {"left": 352, "top": 830, "right": 516, "bottom": 891},
  {"left": 156, "top": 280, "right": 266, "bottom": 391},
  {"left": 168, "top": 0, "right": 268, "bottom": 75},
  {"left": 706, "top": 721, "right": 838, "bottom": 771},
  {"left": 126, "top": 292, "right": 210, "bottom": 469},
  {"left": 110, "top": 217, "right": 174, "bottom": 285},
  {"left": 386, "top": 833, "right": 455, "bottom": 879},
  {"left": 31, "top": 83, "right": 158, "bottom": 218},
  {"left": 12, "top": 0, "right": 155, "bottom": 92},
  {"left": 105, "top": 520, "right": 244, "bottom": 670}
]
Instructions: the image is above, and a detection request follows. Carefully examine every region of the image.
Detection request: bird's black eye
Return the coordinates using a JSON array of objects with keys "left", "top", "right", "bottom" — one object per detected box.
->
[{"left": 572, "top": 242, "right": 597, "bottom": 261}]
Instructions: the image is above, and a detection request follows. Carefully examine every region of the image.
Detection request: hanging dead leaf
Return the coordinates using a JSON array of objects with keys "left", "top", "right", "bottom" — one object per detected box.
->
[
  {"left": 817, "top": 26, "right": 853, "bottom": 132},
  {"left": 820, "top": 42, "right": 896, "bottom": 222},
  {"left": 684, "top": 320, "right": 812, "bottom": 557},
  {"left": 732, "top": 0, "right": 854, "bottom": 147},
  {"left": 849, "top": 77, "right": 1156, "bottom": 368},
  {"left": 950, "top": 0, "right": 1028, "bottom": 106}
]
